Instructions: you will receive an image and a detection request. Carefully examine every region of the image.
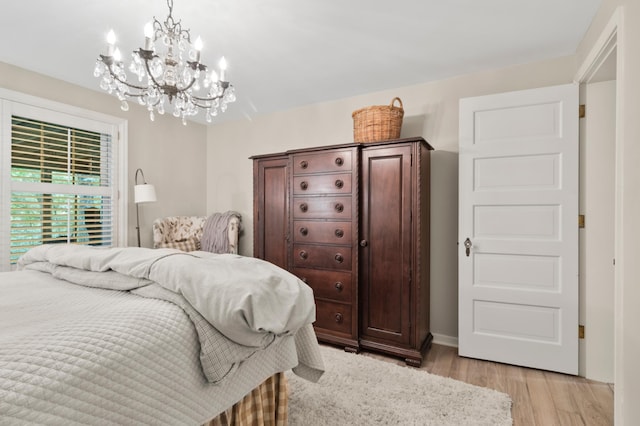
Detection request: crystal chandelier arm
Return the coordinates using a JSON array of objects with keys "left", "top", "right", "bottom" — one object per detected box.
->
[
  {"left": 191, "top": 85, "right": 229, "bottom": 103},
  {"left": 140, "top": 53, "right": 165, "bottom": 91},
  {"left": 101, "top": 55, "right": 149, "bottom": 93}
]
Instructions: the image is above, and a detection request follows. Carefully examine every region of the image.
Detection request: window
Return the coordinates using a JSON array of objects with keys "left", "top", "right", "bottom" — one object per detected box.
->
[{"left": 1, "top": 90, "right": 126, "bottom": 270}]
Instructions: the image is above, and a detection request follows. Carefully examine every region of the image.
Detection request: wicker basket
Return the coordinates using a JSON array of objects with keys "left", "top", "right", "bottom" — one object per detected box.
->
[{"left": 352, "top": 97, "right": 404, "bottom": 143}]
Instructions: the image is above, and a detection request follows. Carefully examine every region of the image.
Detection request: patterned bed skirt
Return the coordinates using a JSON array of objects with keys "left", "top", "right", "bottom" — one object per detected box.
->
[{"left": 204, "top": 373, "right": 288, "bottom": 426}]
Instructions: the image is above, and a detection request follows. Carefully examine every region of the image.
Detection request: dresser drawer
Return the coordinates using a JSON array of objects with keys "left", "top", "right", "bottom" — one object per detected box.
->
[
  {"left": 292, "top": 173, "right": 352, "bottom": 195},
  {"left": 292, "top": 268, "right": 352, "bottom": 303},
  {"left": 293, "top": 150, "right": 353, "bottom": 175},
  {"left": 293, "top": 220, "right": 352, "bottom": 245},
  {"left": 314, "top": 300, "right": 352, "bottom": 335},
  {"left": 293, "top": 196, "right": 352, "bottom": 219},
  {"left": 293, "top": 244, "right": 352, "bottom": 271}
]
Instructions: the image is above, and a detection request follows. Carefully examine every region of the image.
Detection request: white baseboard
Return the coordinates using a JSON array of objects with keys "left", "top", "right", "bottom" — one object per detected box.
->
[{"left": 432, "top": 333, "right": 458, "bottom": 348}]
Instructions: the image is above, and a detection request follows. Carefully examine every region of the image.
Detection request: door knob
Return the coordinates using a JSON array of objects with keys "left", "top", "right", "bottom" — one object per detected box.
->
[{"left": 464, "top": 238, "right": 472, "bottom": 257}]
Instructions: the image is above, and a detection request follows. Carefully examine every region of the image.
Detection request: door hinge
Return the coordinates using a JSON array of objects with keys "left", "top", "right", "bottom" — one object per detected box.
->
[
  {"left": 578, "top": 214, "right": 585, "bottom": 228},
  {"left": 579, "top": 325, "right": 585, "bottom": 339},
  {"left": 579, "top": 104, "right": 586, "bottom": 118}
]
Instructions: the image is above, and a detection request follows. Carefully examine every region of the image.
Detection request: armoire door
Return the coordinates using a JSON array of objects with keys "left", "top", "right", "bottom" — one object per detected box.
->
[
  {"left": 360, "top": 144, "right": 412, "bottom": 345},
  {"left": 252, "top": 155, "right": 289, "bottom": 270}
]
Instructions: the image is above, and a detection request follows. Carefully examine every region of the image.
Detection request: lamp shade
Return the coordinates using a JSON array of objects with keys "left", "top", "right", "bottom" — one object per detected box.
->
[{"left": 134, "top": 184, "right": 157, "bottom": 204}]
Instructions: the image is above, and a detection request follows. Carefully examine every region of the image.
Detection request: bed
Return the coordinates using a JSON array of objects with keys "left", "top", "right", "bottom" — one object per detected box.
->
[{"left": 0, "top": 244, "right": 325, "bottom": 424}]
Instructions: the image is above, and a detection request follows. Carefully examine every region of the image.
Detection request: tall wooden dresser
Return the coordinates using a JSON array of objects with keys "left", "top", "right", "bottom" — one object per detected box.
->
[{"left": 251, "top": 137, "right": 433, "bottom": 366}]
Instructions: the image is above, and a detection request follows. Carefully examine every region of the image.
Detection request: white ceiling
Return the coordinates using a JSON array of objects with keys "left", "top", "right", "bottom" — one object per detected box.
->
[{"left": 0, "top": 0, "right": 602, "bottom": 124}]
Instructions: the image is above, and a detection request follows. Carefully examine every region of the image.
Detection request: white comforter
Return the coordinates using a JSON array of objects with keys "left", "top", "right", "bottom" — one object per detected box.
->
[{"left": 0, "top": 245, "right": 324, "bottom": 425}]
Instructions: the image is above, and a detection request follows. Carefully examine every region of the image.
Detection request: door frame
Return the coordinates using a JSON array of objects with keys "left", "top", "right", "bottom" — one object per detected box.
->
[{"left": 574, "top": 5, "right": 623, "bottom": 421}]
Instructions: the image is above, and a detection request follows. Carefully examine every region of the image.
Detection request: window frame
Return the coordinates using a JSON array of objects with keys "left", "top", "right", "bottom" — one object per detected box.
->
[{"left": 0, "top": 88, "right": 128, "bottom": 271}]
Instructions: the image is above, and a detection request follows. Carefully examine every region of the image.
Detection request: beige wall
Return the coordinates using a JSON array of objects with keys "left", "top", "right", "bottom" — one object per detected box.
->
[
  {"left": 576, "top": 1, "right": 640, "bottom": 423},
  {"left": 0, "top": 62, "right": 208, "bottom": 248},
  {"left": 206, "top": 55, "right": 577, "bottom": 342}
]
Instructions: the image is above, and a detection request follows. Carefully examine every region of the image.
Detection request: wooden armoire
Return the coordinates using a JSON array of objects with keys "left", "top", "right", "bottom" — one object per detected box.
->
[{"left": 252, "top": 137, "right": 433, "bottom": 366}]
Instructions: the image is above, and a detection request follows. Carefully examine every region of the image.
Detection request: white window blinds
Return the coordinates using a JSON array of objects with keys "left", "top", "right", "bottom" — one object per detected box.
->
[
  {"left": 9, "top": 116, "right": 114, "bottom": 263},
  {"left": 0, "top": 93, "right": 125, "bottom": 270}
]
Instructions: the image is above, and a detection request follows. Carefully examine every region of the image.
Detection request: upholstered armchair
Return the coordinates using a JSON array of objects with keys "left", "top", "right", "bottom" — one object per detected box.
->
[{"left": 152, "top": 212, "right": 241, "bottom": 254}]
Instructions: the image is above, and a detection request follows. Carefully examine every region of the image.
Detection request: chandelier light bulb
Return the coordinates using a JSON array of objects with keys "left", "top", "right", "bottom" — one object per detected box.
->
[
  {"left": 144, "top": 22, "right": 154, "bottom": 39},
  {"left": 94, "top": 0, "right": 236, "bottom": 124},
  {"left": 144, "top": 22, "right": 154, "bottom": 50},
  {"left": 107, "top": 29, "right": 116, "bottom": 45},
  {"left": 194, "top": 36, "right": 203, "bottom": 62},
  {"left": 219, "top": 56, "right": 227, "bottom": 81},
  {"left": 106, "top": 30, "right": 116, "bottom": 55}
]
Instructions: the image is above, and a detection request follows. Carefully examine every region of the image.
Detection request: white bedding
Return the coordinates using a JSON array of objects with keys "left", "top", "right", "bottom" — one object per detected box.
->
[{"left": 0, "top": 245, "right": 324, "bottom": 425}]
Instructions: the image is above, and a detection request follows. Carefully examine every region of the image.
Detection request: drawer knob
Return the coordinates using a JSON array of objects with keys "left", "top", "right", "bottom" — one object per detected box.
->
[
  {"left": 335, "top": 157, "right": 344, "bottom": 166},
  {"left": 334, "top": 228, "right": 344, "bottom": 238},
  {"left": 335, "top": 282, "right": 344, "bottom": 291},
  {"left": 300, "top": 181, "right": 308, "bottom": 190},
  {"left": 334, "top": 313, "right": 343, "bottom": 323},
  {"left": 299, "top": 250, "right": 308, "bottom": 260},
  {"left": 300, "top": 203, "right": 308, "bottom": 212},
  {"left": 334, "top": 253, "right": 344, "bottom": 263},
  {"left": 300, "top": 227, "right": 309, "bottom": 236},
  {"left": 334, "top": 203, "right": 344, "bottom": 213},
  {"left": 360, "top": 240, "right": 368, "bottom": 247},
  {"left": 300, "top": 160, "right": 308, "bottom": 169},
  {"left": 335, "top": 179, "right": 344, "bottom": 189}
]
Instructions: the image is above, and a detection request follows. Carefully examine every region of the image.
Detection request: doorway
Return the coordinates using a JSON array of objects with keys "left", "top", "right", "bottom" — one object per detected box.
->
[
  {"left": 578, "top": 54, "right": 616, "bottom": 383},
  {"left": 574, "top": 6, "right": 620, "bottom": 392}
]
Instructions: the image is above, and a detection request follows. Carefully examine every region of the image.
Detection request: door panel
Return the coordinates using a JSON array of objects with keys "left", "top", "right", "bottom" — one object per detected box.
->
[
  {"left": 253, "top": 157, "right": 289, "bottom": 270},
  {"left": 459, "top": 83, "right": 579, "bottom": 375},
  {"left": 360, "top": 145, "right": 412, "bottom": 344}
]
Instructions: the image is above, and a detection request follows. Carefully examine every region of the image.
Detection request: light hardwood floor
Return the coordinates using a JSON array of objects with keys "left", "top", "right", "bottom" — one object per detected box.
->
[{"left": 361, "top": 343, "right": 614, "bottom": 425}]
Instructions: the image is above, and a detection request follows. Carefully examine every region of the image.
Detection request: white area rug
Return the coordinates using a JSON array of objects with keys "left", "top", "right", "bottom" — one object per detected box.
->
[{"left": 287, "top": 345, "right": 512, "bottom": 426}]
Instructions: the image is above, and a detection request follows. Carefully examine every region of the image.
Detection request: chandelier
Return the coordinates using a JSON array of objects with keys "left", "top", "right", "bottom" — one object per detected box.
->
[{"left": 93, "top": 0, "right": 236, "bottom": 124}]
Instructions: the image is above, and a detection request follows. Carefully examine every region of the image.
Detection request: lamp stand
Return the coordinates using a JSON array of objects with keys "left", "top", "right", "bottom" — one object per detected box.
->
[
  {"left": 134, "top": 168, "right": 156, "bottom": 248},
  {"left": 136, "top": 202, "right": 141, "bottom": 247}
]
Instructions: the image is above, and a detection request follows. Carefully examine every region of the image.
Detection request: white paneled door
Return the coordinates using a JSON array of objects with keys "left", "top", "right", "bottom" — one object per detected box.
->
[{"left": 458, "top": 84, "right": 579, "bottom": 375}]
